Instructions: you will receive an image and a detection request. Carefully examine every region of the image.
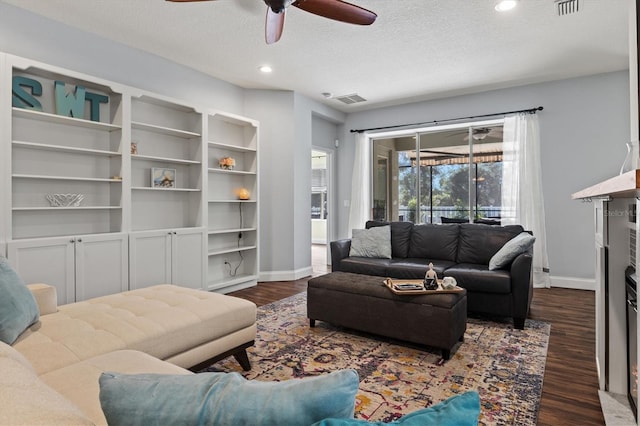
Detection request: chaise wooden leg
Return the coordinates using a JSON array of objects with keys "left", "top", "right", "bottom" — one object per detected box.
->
[
  {"left": 442, "top": 348, "right": 451, "bottom": 360},
  {"left": 233, "top": 348, "right": 251, "bottom": 371},
  {"left": 513, "top": 318, "right": 526, "bottom": 330}
]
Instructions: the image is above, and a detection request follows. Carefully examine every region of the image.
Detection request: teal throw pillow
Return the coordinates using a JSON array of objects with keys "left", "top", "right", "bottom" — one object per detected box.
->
[
  {"left": 0, "top": 257, "right": 39, "bottom": 345},
  {"left": 489, "top": 232, "right": 536, "bottom": 270},
  {"left": 311, "top": 391, "right": 481, "bottom": 426},
  {"left": 99, "top": 369, "right": 359, "bottom": 426}
]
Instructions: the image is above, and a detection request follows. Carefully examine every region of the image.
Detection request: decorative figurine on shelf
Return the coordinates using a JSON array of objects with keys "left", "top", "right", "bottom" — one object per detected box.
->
[
  {"left": 423, "top": 262, "right": 439, "bottom": 290},
  {"left": 219, "top": 156, "right": 235, "bottom": 170},
  {"left": 130, "top": 141, "right": 138, "bottom": 155}
]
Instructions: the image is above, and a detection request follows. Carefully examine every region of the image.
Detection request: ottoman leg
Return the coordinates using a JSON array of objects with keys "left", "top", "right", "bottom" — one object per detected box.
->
[
  {"left": 442, "top": 348, "right": 451, "bottom": 360},
  {"left": 309, "top": 319, "right": 316, "bottom": 327},
  {"left": 513, "top": 317, "right": 526, "bottom": 330}
]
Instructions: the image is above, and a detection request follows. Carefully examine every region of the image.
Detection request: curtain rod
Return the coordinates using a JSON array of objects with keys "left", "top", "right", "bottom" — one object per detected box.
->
[{"left": 349, "top": 106, "right": 544, "bottom": 134}]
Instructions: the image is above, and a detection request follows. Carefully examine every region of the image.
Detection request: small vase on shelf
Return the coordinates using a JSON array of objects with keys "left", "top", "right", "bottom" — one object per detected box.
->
[{"left": 620, "top": 141, "right": 639, "bottom": 175}]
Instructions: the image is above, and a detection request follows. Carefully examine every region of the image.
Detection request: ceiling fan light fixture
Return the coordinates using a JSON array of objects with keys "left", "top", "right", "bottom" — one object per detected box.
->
[
  {"left": 495, "top": 0, "right": 518, "bottom": 12},
  {"left": 259, "top": 65, "right": 273, "bottom": 73}
]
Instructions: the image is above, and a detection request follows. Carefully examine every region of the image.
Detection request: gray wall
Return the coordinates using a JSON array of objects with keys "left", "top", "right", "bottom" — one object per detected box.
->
[
  {"left": 339, "top": 71, "right": 630, "bottom": 285},
  {"left": 1, "top": 2, "right": 631, "bottom": 286}
]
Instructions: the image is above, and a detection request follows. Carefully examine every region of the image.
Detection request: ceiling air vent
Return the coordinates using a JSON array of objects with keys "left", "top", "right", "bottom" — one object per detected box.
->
[
  {"left": 334, "top": 93, "right": 367, "bottom": 105},
  {"left": 554, "top": 0, "right": 579, "bottom": 16}
]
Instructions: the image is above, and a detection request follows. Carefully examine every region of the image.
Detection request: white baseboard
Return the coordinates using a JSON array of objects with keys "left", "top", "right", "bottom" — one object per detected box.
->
[
  {"left": 259, "top": 266, "right": 314, "bottom": 282},
  {"left": 549, "top": 275, "right": 595, "bottom": 291}
]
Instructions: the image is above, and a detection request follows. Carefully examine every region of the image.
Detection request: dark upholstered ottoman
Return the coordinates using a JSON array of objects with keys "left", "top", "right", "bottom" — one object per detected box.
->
[{"left": 307, "top": 271, "right": 467, "bottom": 360}]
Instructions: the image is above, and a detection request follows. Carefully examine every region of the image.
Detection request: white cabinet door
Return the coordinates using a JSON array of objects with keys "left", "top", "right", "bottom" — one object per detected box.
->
[
  {"left": 75, "top": 234, "right": 128, "bottom": 301},
  {"left": 6, "top": 233, "right": 127, "bottom": 304},
  {"left": 172, "top": 228, "right": 205, "bottom": 289},
  {"left": 129, "top": 230, "right": 172, "bottom": 290},
  {"left": 7, "top": 237, "right": 75, "bottom": 305}
]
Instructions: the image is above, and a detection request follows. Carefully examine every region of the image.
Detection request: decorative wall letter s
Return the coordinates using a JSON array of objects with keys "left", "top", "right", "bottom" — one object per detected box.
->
[{"left": 12, "top": 76, "right": 43, "bottom": 111}]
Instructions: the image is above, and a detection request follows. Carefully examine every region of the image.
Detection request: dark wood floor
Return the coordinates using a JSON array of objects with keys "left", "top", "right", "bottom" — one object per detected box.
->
[{"left": 229, "top": 279, "right": 605, "bottom": 425}]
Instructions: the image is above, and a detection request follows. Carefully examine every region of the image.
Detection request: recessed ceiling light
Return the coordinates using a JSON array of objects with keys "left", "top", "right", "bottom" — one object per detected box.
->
[
  {"left": 259, "top": 65, "right": 272, "bottom": 73},
  {"left": 495, "top": 0, "right": 518, "bottom": 12}
]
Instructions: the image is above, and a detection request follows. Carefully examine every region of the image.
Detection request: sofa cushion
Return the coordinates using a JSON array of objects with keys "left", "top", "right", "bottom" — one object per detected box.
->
[
  {"left": 408, "top": 224, "right": 460, "bottom": 262},
  {"left": 489, "top": 232, "right": 536, "bottom": 270},
  {"left": 387, "top": 258, "right": 456, "bottom": 280},
  {"left": 0, "top": 352, "right": 93, "bottom": 425},
  {"left": 311, "top": 390, "right": 481, "bottom": 426},
  {"left": 366, "top": 221, "right": 413, "bottom": 258},
  {"left": 443, "top": 263, "right": 512, "bottom": 294},
  {"left": 350, "top": 226, "right": 392, "bottom": 259},
  {"left": 99, "top": 369, "right": 360, "bottom": 426},
  {"left": 13, "top": 284, "right": 257, "bottom": 375},
  {"left": 0, "top": 256, "right": 39, "bottom": 345},
  {"left": 41, "top": 349, "right": 191, "bottom": 425},
  {"left": 456, "top": 224, "right": 524, "bottom": 265},
  {"left": 338, "top": 257, "right": 391, "bottom": 277}
]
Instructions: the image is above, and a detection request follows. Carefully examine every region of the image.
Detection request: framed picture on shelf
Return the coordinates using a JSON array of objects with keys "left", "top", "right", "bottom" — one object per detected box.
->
[{"left": 151, "top": 167, "right": 176, "bottom": 188}]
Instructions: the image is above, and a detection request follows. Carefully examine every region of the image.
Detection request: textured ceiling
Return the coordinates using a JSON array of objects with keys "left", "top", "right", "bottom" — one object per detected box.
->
[{"left": 0, "top": 0, "right": 630, "bottom": 112}]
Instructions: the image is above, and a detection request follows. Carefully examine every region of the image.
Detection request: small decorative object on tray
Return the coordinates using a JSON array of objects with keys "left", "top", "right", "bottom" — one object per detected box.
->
[
  {"left": 383, "top": 278, "right": 464, "bottom": 295},
  {"left": 423, "top": 262, "right": 439, "bottom": 290},
  {"left": 219, "top": 156, "right": 235, "bottom": 170},
  {"left": 46, "top": 193, "right": 85, "bottom": 207},
  {"left": 441, "top": 276, "right": 457, "bottom": 289}
]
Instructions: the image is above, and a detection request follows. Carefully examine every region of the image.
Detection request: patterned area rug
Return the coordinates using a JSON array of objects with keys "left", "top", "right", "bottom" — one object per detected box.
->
[{"left": 206, "top": 292, "right": 550, "bottom": 425}]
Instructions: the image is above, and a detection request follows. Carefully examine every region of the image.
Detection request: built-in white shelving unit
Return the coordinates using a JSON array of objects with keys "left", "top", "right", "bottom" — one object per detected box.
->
[
  {"left": 1, "top": 53, "right": 259, "bottom": 302},
  {"left": 206, "top": 112, "right": 259, "bottom": 292}
]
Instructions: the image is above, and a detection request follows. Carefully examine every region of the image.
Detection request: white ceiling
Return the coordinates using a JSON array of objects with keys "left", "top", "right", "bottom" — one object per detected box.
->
[{"left": 1, "top": 0, "right": 630, "bottom": 113}]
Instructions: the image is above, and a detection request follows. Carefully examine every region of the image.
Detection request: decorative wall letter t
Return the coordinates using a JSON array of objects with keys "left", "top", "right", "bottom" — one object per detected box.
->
[
  {"left": 84, "top": 92, "right": 109, "bottom": 122},
  {"left": 55, "top": 80, "right": 85, "bottom": 119}
]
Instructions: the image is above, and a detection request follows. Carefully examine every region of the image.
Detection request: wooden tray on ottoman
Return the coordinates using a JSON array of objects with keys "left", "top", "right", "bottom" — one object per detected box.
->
[{"left": 384, "top": 278, "right": 465, "bottom": 295}]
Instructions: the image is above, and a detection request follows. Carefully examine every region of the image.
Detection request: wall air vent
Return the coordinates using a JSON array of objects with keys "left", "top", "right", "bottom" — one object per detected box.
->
[
  {"left": 554, "top": 0, "right": 579, "bottom": 16},
  {"left": 334, "top": 93, "right": 367, "bottom": 105}
]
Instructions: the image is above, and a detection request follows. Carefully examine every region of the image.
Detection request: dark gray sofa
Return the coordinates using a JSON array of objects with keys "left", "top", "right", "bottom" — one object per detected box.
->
[{"left": 330, "top": 221, "right": 534, "bottom": 329}]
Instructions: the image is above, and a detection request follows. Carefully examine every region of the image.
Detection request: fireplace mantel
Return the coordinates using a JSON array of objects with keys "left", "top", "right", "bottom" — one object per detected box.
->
[
  {"left": 572, "top": 170, "right": 640, "bottom": 200},
  {"left": 574, "top": 172, "right": 639, "bottom": 424}
]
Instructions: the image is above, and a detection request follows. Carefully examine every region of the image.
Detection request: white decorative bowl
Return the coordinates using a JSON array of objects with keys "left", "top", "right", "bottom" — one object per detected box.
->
[{"left": 46, "top": 194, "right": 85, "bottom": 207}]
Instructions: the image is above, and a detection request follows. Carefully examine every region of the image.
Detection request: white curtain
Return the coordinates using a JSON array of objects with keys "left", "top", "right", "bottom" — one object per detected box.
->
[
  {"left": 348, "top": 132, "right": 371, "bottom": 235},
  {"left": 501, "top": 113, "right": 551, "bottom": 288}
]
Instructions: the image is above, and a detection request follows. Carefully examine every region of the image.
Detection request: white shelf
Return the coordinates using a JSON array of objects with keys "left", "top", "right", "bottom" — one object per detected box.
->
[
  {"left": 12, "top": 141, "right": 121, "bottom": 157},
  {"left": 13, "top": 174, "right": 122, "bottom": 183},
  {"left": 132, "top": 187, "right": 201, "bottom": 192},
  {"left": 208, "top": 199, "right": 256, "bottom": 203},
  {"left": 13, "top": 107, "right": 121, "bottom": 131},
  {"left": 207, "top": 245, "right": 257, "bottom": 256},
  {"left": 206, "top": 274, "right": 258, "bottom": 291},
  {"left": 207, "top": 168, "right": 255, "bottom": 175},
  {"left": 208, "top": 227, "right": 256, "bottom": 235},
  {"left": 13, "top": 206, "right": 122, "bottom": 211},
  {"left": 208, "top": 141, "right": 256, "bottom": 153},
  {"left": 132, "top": 154, "right": 201, "bottom": 165},
  {"left": 132, "top": 121, "right": 200, "bottom": 138}
]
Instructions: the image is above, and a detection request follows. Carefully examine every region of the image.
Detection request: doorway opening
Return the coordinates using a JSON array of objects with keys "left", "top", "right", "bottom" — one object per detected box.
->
[{"left": 311, "top": 149, "right": 331, "bottom": 276}]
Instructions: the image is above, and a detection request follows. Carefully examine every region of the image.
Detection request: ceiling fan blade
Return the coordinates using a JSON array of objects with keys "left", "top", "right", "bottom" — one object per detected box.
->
[
  {"left": 293, "top": 0, "right": 377, "bottom": 25},
  {"left": 265, "top": 7, "right": 285, "bottom": 44}
]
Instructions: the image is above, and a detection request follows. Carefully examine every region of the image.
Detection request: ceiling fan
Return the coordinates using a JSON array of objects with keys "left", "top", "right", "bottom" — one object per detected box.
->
[{"left": 166, "top": 0, "right": 377, "bottom": 44}]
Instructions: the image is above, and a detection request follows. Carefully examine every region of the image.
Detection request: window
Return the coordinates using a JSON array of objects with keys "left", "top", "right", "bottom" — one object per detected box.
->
[{"left": 373, "top": 120, "right": 504, "bottom": 224}]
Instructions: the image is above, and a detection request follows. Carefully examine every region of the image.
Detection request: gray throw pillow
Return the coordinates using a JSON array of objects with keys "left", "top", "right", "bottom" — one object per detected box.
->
[
  {"left": 0, "top": 257, "right": 39, "bottom": 344},
  {"left": 489, "top": 232, "right": 536, "bottom": 270},
  {"left": 349, "top": 225, "right": 392, "bottom": 259}
]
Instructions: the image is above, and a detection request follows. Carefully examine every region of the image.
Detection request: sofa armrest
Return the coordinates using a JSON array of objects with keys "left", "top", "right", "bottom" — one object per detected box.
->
[
  {"left": 330, "top": 239, "right": 352, "bottom": 272},
  {"left": 509, "top": 252, "right": 533, "bottom": 326},
  {"left": 27, "top": 283, "right": 58, "bottom": 316}
]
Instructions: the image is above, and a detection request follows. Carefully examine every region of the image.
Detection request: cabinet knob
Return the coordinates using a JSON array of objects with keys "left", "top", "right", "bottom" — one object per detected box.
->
[
  {"left": 77, "top": 238, "right": 82, "bottom": 243},
  {"left": 70, "top": 239, "right": 75, "bottom": 243}
]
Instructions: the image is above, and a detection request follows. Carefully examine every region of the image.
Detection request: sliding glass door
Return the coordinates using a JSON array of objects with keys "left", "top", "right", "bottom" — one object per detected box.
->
[{"left": 373, "top": 121, "right": 503, "bottom": 224}]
